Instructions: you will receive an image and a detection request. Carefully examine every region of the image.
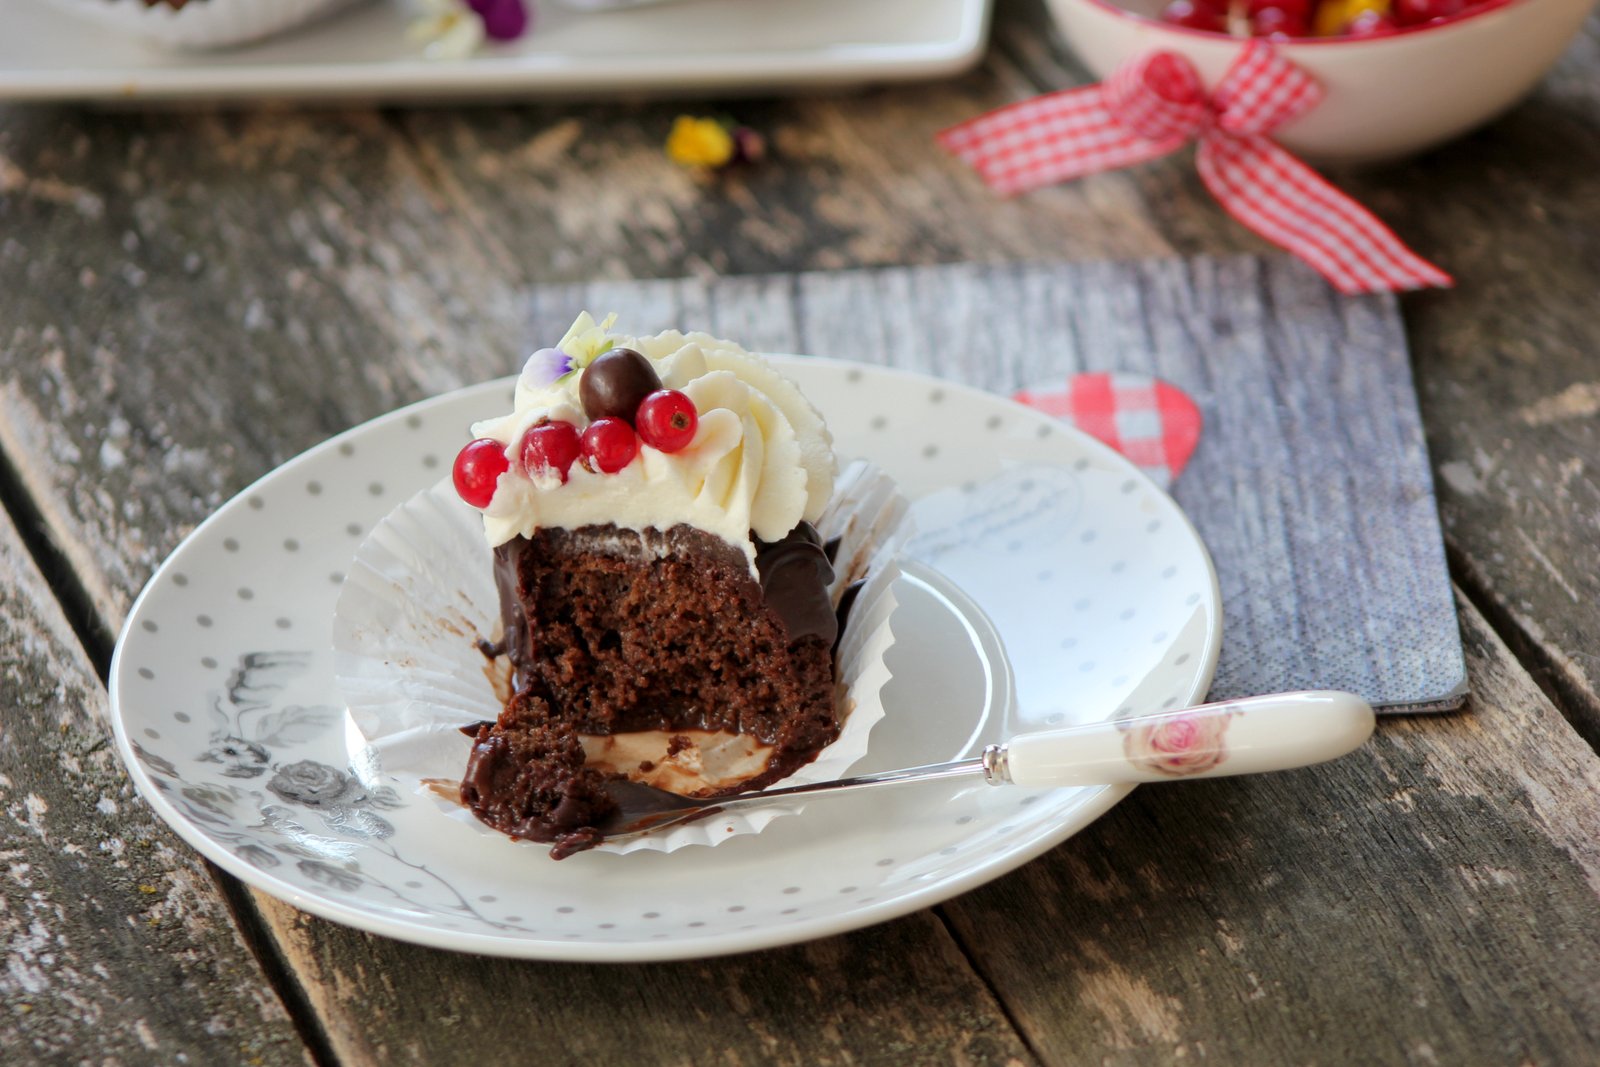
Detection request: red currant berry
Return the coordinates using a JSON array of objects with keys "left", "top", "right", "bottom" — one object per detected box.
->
[
  {"left": 580, "top": 417, "right": 639, "bottom": 474},
  {"left": 519, "top": 420, "right": 582, "bottom": 484},
  {"left": 1159, "top": 0, "right": 1227, "bottom": 30},
  {"left": 1393, "top": 0, "right": 1465, "bottom": 22},
  {"left": 1249, "top": 0, "right": 1310, "bottom": 14},
  {"left": 452, "top": 438, "right": 509, "bottom": 509},
  {"left": 1251, "top": 5, "right": 1310, "bottom": 34},
  {"left": 635, "top": 390, "right": 699, "bottom": 453}
]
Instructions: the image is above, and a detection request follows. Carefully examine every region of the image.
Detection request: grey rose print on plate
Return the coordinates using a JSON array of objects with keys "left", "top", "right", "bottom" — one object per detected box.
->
[
  {"left": 199, "top": 652, "right": 334, "bottom": 778},
  {"left": 131, "top": 651, "right": 535, "bottom": 933}
]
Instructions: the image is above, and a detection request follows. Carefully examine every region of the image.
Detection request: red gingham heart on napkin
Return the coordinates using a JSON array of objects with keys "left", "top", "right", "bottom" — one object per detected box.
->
[{"left": 1015, "top": 372, "right": 1203, "bottom": 490}]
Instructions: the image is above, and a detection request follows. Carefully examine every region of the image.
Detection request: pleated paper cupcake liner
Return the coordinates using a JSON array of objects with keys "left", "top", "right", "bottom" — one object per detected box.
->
[{"left": 332, "top": 461, "right": 907, "bottom": 856}]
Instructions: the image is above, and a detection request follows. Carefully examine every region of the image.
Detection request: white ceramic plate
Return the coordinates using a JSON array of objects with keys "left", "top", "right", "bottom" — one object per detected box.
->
[
  {"left": 2, "top": 0, "right": 990, "bottom": 102},
  {"left": 108, "top": 358, "right": 1220, "bottom": 961}
]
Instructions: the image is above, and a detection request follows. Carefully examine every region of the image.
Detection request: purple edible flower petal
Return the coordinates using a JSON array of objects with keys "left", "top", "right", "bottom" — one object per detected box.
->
[
  {"left": 468, "top": 0, "right": 530, "bottom": 41},
  {"left": 523, "top": 346, "right": 572, "bottom": 386}
]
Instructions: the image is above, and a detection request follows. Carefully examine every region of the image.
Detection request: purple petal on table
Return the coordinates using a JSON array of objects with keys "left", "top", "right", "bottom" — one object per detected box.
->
[{"left": 469, "top": 0, "right": 531, "bottom": 41}]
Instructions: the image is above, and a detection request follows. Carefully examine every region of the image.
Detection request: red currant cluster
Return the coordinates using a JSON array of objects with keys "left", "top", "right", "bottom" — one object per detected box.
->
[
  {"left": 1159, "top": 0, "right": 1494, "bottom": 38},
  {"left": 452, "top": 347, "right": 700, "bottom": 510}
]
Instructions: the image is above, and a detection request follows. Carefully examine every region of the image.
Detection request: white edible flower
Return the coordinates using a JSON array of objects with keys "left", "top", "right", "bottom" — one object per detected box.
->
[
  {"left": 407, "top": 0, "right": 485, "bottom": 61},
  {"left": 555, "top": 311, "right": 622, "bottom": 371}
]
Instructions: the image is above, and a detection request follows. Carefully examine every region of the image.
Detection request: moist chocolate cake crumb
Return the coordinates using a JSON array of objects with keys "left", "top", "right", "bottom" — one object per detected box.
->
[
  {"left": 464, "top": 521, "right": 841, "bottom": 855},
  {"left": 459, "top": 712, "right": 619, "bottom": 855}
]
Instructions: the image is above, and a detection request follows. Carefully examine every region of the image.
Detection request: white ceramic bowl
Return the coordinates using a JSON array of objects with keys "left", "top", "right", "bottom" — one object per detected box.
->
[{"left": 1045, "top": 0, "right": 1598, "bottom": 163}]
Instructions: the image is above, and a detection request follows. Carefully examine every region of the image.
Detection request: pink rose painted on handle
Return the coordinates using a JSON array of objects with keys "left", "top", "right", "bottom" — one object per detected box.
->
[{"left": 1119, "top": 708, "right": 1239, "bottom": 777}]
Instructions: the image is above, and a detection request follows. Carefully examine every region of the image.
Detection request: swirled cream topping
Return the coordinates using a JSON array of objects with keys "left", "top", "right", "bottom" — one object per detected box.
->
[{"left": 469, "top": 313, "right": 835, "bottom": 570}]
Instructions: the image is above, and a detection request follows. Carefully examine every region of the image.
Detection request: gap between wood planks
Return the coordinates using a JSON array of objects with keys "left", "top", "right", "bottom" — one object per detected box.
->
[
  {"left": 0, "top": 446, "right": 341, "bottom": 1065},
  {"left": 0, "top": 435, "right": 114, "bottom": 677},
  {"left": 217, "top": 873, "right": 343, "bottom": 1067},
  {"left": 930, "top": 906, "right": 1051, "bottom": 1066},
  {"left": 1446, "top": 539, "right": 1600, "bottom": 752},
  {"left": 0, "top": 83, "right": 1592, "bottom": 1062},
  {"left": 0, "top": 372, "right": 1593, "bottom": 1062}
]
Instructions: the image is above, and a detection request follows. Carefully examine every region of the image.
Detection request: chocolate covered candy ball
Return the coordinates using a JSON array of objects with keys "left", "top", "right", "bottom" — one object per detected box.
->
[{"left": 580, "top": 348, "right": 662, "bottom": 424}]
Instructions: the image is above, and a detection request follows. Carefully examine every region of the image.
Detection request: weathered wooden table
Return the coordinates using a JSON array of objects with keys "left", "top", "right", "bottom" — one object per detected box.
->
[{"left": 4, "top": 2, "right": 1600, "bottom": 1063}]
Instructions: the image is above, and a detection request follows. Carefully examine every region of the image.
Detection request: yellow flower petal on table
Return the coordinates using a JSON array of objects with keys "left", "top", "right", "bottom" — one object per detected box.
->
[
  {"left": 408, "top": 0, "right": 485, "bottom": 60},
  {"left": 666, "top": 116, "right": 735, "bottom": 168}
]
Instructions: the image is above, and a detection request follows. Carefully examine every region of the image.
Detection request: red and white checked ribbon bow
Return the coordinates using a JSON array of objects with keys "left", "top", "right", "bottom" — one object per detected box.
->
[{"left": 939, "top": 43, "right": 1452, "bottom": 295}]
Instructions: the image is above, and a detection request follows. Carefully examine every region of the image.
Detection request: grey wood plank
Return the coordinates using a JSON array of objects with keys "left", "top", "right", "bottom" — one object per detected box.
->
[
  {"left": 254, "top": 899, "right": 1036, "bottom": 1067},
  {"left": 940, "top": 589, "right": 1600, "bottom": 1064},
  {"left": 0, "top": 106, "right": 530, "bottom": 634},
  {"left": 0, "top": 508, "right": 311, "bottom": 1066},
  {"left": 528, "top": 257, "right": 1464, "bottom": 709},
  {"left": 0, "top": 3, "right": 1596, "bottom": 1059},
  {"left": 0, "top": 102, "right": 1045, "bottom": 1067}
]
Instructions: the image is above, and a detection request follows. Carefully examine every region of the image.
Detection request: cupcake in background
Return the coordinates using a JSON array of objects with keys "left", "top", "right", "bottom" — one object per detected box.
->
[{"left": 36, "top": 0, "right": 370, "bottom": 50}]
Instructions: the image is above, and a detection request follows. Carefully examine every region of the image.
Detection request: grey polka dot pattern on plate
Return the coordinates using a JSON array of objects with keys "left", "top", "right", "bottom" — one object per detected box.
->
[{"left": 106, "top": 360, "right": 1218, "bottom": 955}]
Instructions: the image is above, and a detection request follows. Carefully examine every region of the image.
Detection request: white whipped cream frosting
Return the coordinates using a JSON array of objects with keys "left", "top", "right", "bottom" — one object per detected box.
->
[{"left": 469, "top": 317, "right": 836, "bottom": 569}]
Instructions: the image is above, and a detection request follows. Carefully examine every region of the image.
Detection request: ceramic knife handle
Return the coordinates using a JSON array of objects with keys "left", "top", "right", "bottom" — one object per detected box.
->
[{"left": 992, "top": 691, "right": 1375, "bottom": 787}]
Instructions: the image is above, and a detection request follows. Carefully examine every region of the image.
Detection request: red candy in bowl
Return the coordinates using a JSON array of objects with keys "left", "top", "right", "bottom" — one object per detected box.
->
[{"left": 1045, "top": 0, "right": 1597, "bottom": 162}]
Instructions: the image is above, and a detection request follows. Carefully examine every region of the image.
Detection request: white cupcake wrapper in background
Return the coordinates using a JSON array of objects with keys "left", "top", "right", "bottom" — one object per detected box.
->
[
  {"left": 332, "top": 461, "right": 906, "bottom": 856},
  {"left": 37, "top": 0, "right": 367, "bottom": 50}
]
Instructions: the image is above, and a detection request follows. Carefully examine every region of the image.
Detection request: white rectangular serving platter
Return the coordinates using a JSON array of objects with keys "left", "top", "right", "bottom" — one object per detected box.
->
[{"left": 0, "top": 0, "right": 992, "bottom": 102}]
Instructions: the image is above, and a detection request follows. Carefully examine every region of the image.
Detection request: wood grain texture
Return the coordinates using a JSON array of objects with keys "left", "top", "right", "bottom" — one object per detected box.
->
[
  {"left": 252, "top": 898, "right": 1034, "bottom": 1067},
  {"left": 0, "top": 509, "right": 310, "bottom": 1066},
  {"left": 0, "top": 0, "right": 1599, "bottom": 1062},
  {"left": 941, "top": 589, "right": 1600, "bottom": 1065},
  {"left": 0, "top": 107, "right": 527, "bottom": 636}
]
